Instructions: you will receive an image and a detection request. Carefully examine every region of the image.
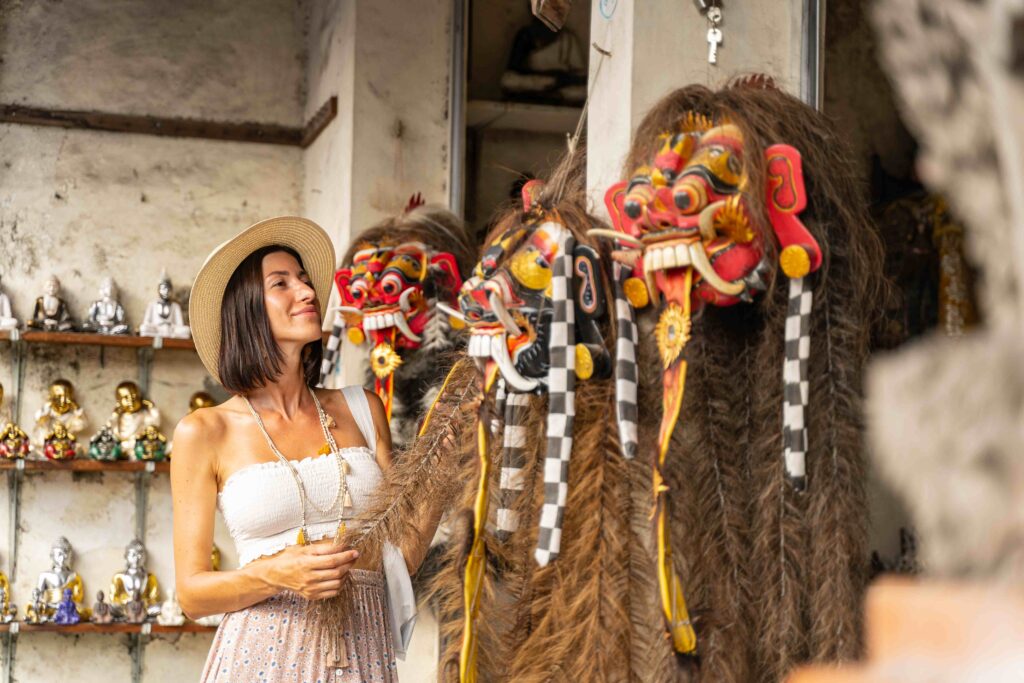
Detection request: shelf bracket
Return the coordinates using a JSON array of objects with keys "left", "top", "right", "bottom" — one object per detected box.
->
[
  {"left": 3, "top": 624, "right": 18, "bottom": 683},
  {"left": 134, "top": 467, "right": 151, "bottom": 543},
  {"left": 137, "top": 347, "right": 154, "bottom": 397},
  {"left": 8, "top": 337, "right": 25, "bottom": 426},
  {"left": 129, "top": 630, "right": 145, "bottom": 683},
  {"left": 6, "top": 461, "right": 23, "bottom": 583}
]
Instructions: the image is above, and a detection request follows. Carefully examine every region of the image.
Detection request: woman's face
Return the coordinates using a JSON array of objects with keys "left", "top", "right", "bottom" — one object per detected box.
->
[{"left": 262, "top": 251, "right": 321, "bottom": 344}]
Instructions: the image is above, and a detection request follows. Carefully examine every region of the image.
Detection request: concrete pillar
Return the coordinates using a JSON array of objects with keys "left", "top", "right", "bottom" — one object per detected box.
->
[{"left": 586, "top": 0, "right": 807, "bottom": 209}]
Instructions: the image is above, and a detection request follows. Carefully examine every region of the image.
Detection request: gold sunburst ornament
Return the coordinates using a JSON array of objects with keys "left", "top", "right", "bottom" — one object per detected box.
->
[
  {"left": 370, "top": 342, "right": 403, "bottom": 379},
  {"left": 655, "top": 303, "right": 692, "bottom": 368}
]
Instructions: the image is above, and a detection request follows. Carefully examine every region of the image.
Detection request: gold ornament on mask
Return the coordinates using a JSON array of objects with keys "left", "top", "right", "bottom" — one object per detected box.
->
[
  {"left": 370, "top": 342, "right": 402, "bottom": 380},
  {"left": 655, "top": 304, "right": 692, "bottom": 369}
]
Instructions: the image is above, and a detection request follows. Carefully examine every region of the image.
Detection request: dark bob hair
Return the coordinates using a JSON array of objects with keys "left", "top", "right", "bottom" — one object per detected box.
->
[{"left": 218, "top": 245, "right": 323, "bottom": 394}]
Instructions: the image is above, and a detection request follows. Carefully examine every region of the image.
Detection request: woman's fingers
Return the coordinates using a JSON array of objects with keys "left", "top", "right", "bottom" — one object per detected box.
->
[{"left": 307, "top": 549, "right": 359, "bottom": 570}]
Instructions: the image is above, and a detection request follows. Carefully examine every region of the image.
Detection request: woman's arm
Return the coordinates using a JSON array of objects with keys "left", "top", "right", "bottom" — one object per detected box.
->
[
  {"left": 171, "top": 411, "right": 359, "bottom": 619},
  {"left": 363, "top": 389, "right": 445, "bottom": 575}
]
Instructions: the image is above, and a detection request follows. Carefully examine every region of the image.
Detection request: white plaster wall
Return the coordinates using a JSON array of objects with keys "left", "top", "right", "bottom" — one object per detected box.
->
[{"left": 0, "top": 1, "right": 305, "bottom": 680}]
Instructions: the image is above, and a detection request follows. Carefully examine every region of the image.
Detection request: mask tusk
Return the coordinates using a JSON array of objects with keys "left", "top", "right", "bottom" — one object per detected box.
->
[
  {"left": 587, "top": 228, "right": 643, "bottom": 246},
  {"left": 436, "top": 302, "right": 466, "bottom": 322},
  {"left": 697, "top": 200, "right": 727, "bottom": 242},
  {"left": 488, "top": 292, "right": 523, "bottom": 337},
  {"left": 688, "top": 243, "right": 746, "bottom": 296},
  {"left": 329, "top": 305, "right": 363, "bottom": 317},
  {"left": 399, "top": 287, "right": 416, "bottom": 313}
]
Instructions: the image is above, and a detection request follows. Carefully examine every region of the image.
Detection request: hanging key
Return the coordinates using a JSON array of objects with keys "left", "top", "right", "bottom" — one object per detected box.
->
[{"left": 707, "top": 25, "right": 723, "bottom": 64}]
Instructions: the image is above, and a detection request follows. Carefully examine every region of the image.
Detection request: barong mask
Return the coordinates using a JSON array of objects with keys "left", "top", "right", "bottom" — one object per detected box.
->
[
  {"left": 600, "top": 112, "right": 824, "bottom": 656},
  {"left": 331, "top": 240, "right": 462, "bottom": 417}
]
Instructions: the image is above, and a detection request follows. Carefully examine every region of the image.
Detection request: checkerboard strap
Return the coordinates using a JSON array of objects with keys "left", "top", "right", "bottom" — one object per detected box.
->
[
  {"left": 318, "top": 318, "right": 345, "bottom": 387},
  {"left": 535, "top": 224, "right": 575, "bottom": 566},
  {"left": 612, "top": 262, "right": 639, "bottom": 459},
  {"left": 782, "top": 276, "right": 812, "bottom": 491},
  {"left": 495, "top": 391, "right": 531, "bottom": 540}
]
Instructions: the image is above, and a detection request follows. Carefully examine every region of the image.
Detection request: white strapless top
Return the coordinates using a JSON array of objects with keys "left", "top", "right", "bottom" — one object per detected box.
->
[{"left": 216, "top": 386, "right": 417, "bottom": 657}]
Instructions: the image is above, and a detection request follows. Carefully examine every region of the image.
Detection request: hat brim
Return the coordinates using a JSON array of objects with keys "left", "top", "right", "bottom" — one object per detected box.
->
[{"left": 189, "top": 216, "right": 336, "bottom": 385}]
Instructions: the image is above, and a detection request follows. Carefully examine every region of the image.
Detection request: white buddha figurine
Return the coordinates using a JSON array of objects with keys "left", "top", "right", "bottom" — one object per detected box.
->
[
  {"left": 139, "top": 272, "right": 190, "bottom": 339},
  {"left": 0, "top": 274, "right": 17, "bottom": 331},
  {"left": 82, "top": 277, "right": 130, "bottom": 335},
  {"left": 156, "top": 588, "right": 186, "bottom": 626},
  {"left": 33, "top": 379, "right": 89, "bottom": 448}
]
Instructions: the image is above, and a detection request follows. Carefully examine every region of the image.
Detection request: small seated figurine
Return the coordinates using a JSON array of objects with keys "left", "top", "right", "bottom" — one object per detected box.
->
[
  {"left": 124, "top": 589, "right": 146, "bottom": 624},
  {"left": 190, "top": 391, "right": 216, "bottom": 412},
  {"left": 88, "top": 426, "right": 122, "bottom": 461},
  {"left": 43, "top": 422, "right": 77, "bottom": 460},
  {"left": 91, "top": 590, "right": 113, "bottom": 624},
  {"left": 81, "top": 277, "right": 130, "bottom": 335},
  {"left": 24, "top": 588, "right": 46, "bottom": 624},
  {"left": 33, "top": 379, "right": 88, "bottom": 450},
  {"left": 0, "top": 274, "right": 16, "bottom": 331},
  {"left": 53, "top": 587, "right": 80, "bottom": 625},
  {"left": 156, "top": 588, "right": 185, "bottom": 626},
  {"left": 133, "top": 425, "right": 167, "bottom": 461},
  {"left": 0, "top": 565, "right": 16, "bottom": 623},
  {"left": 110, "top": 539, "right": 161, "bottom": 619},
  {"left": 108, "top": 381, "right": 160, "bottom": 452},
  {"left": 139, "top": 272, "right": 190, "bottom": 339},
  {"left": 0, "top": 382, "right": 30, "bottom": 459},
  {"left": 31, "top": 536, "right": 87, "bottom": 620},
  {"left": 26, "top": 275, "right": 75, "bottom": 331}
]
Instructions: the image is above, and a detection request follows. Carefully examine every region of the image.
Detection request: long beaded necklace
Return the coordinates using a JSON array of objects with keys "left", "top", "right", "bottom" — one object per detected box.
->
[{"left": 243, "top": 387, "right": 353, "bottom": 545}]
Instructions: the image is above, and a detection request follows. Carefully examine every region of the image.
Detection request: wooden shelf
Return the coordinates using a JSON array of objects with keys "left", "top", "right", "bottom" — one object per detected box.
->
[
  {"left": 0, "top": 330, "right": 195, "bottom": 350},
  {"left": 0, "top": 459, "right": 169, "bottom": 473},
  {"left": 0, "top": 622, "right": 215, "bottom": 634},
  {"left": 467, "top": 99, "right": 582, "bottom": 134}
]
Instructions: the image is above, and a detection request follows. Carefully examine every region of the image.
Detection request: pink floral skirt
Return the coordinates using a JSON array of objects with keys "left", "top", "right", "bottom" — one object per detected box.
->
[{"left": 200, "top": 569, "right": 398, "bottom": 682}]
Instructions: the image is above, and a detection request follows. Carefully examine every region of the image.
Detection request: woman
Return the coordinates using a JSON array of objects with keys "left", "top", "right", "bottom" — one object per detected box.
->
[{"left": 172, "top": 217, "right": 432, "bottom": 682}]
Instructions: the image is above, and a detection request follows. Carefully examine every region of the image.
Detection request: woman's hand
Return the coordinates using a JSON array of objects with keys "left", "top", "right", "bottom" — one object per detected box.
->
[{"left": 256, "top": 542, "right": 360, "bottom": 600}]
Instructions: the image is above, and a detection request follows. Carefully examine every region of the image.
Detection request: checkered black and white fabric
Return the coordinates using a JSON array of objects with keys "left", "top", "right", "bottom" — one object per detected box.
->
[
  {"left": 318, "top": 318, "right": 345, "bottom": 387},
  {"left": 612, "top": 262, "right": 639, "bottom": 459},
  {"left": 495, "top": 390, "right": 531, "bottom": 540},
  {"left": 535, "top": 223, "right": 576, "bottom": 567},
  {"left": 782, "top": 276, "right": 812, "bottom": 491}
]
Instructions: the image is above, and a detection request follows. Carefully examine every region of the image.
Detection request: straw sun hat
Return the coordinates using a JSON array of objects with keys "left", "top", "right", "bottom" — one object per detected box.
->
[{"left": 189, "top": 216, "right": 336, "bottom": 384}]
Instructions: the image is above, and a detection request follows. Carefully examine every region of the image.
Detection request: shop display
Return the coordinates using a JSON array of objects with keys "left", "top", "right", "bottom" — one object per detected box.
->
[
  {"left": 0, "top": 382, "right": 29, "bottom": 459},
  {"left": 91, "top": 591, "right": 114, "bottom": 624},
  {"left": 26, "top": 275, "right": 76, "bottom": 332},
  {"left": 24, "top": 589, "right": 46, "bottom": 624},
  {"left": 139, "top": 272, "right": 191, "bottom": 338},
  {"left": 133, "top": 425, "right": 167, "bottom": 461},
  {"left": 156, "top": 588, "right": 186, "bottom": 626},
  {"left": 109, "top": 539, "right": 161, "bottom": 619},
  {"left": 53, "top": 588, "right": 81, "bottom": 625},
  {"left": 29, "top": 536, "right": 87, "bottom": 622},
  {"left": 107, "top": 381, "right": 161, "bottom": 452},
  {"left": 81, "top": 277, "right": 130, "bottom": 335},
  {"left": 322, "top": 203, "right": 473, "bottom": 441},
  {"left": 0, "top": 275, "right": 17, "bottom": 331},
  {"left": 33, "top": 379, "right": 88, "bottom": 452},
  {"left": 42, "top": 422, "right": 77, "bottom": 461}
]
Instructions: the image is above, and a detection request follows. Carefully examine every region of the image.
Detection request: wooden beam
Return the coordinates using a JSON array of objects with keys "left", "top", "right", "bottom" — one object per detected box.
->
[{"left": 0, "top": 96, "right": 337, "bottom": 148}]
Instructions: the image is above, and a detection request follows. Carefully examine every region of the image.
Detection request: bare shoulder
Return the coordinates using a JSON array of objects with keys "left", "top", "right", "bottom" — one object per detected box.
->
[
  {"left": 361, "top": 388, "right": 388, "bottom": 427},
  {"left": 171, "top": 399, "right": 239, "bottom": 473}
]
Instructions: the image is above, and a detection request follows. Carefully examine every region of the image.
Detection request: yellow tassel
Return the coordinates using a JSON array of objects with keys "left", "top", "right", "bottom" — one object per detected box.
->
[
  {"left": 343, "top": 490, "right": 354, "bottom": 509},
  {"left": 296, "top": 527, "right": 307, "bottom": 546}
]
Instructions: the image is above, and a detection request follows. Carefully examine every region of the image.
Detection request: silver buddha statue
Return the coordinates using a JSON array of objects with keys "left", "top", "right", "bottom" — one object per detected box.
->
[
  {"left": 110, "top": 539, "right": 161, "bottom": 619},
  {"left": 108, "top": 381, "right": 161, "bottom": 452},
  {"left": 0, "top": 274, "right": 17, "bottom": 331},
  {"left": 30, "top": 536, "right": 87, "bottom": 620},
  {"left": 82, "top": 277, "right": 129, "bottom": 334},
  {"left": 139, "top": 272, "right": 190, "bottom": 338},
  {"left": 27, "top": 275, "right": 74, "bottom": 331},
  {"left": 33, "top": 379, "right": 88, "bottom": 450}
]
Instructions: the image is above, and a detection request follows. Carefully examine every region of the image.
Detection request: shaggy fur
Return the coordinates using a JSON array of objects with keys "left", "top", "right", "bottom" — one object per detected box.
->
[{"left": 624, "top": 83, "right": 884, "bottom": 682}]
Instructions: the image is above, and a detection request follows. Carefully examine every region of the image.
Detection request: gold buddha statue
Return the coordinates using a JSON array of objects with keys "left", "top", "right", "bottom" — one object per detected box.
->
[
  {"left": 189, "top": 391, "right": 216, "bottom": 412},
  {"left": 0, "top": 383, "right": 30, "bottom": 459},
  {"left": 42, "top": 421, "right": 77, "bottom": 461},
  {"left": 110, "top": 538, "right": 161, "bottom": 619},
  {"left": 33, "top": 379, "right": 88, "bottom": 450},
  {"left": 0, "top": 564, "right": 16, "bottom": 623},
  {"left": 109, "top": 381, "right": 161, "bottom": 451},
  {"left": 30, "top": 536, "right": 86, "bottom": 620}
]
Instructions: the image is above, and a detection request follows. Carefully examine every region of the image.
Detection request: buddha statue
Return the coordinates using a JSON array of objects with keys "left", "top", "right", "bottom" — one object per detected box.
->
[
  {"left": 0, "top": 563, "right": 16, "bottom": 623},
  {"left": 52, "top": 587, "right": 81, "bottom": 625},
  {"left": 189, "top": 391, "right": 216, "bottom": 412},
  {"left": 133, "top": 424, "right": 167, "bottom": 461},
  {"left": 43, "top": 422, "right": 77, "bottom": 461},
  {"left": 123, "top": 589, "right": 147, "bottom": 624},
  {"left": 24, "top": 589, "right": 46, "bottom": 624},
  {"left": 88, "top": 426, "right": 122, "bottom": 461},
  {"left": 26, "top": 275, "right": 75, "bottom": 331},
  {"left": 109, "top": 539, "right": 161, "bottom": 619},
  {"left": 33, "top": 379, "right": 88, "bottom": 448},
  {"left": 31, "top": 536, "right": 86, "bottom": 620},
  {"left": 82, "top": 277, "right": 129, "bottom": 335},
  {"left": 108, "top": 381, "right": 160, "bottom": 451},
  {"left": 0, "top": 423, "right": 30, "bottom": 459},
  {"left": 0, "top": 275, "right": 16, "bottom": 331},
  {"left": 91, "top": 590, "right": 113, "bottom": 624},
  {"left": 156, "top": 588, "right": 186, "bottom": 626},
  {"left": 139, "top": 273, "right": 190, "bottom": 339}
]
